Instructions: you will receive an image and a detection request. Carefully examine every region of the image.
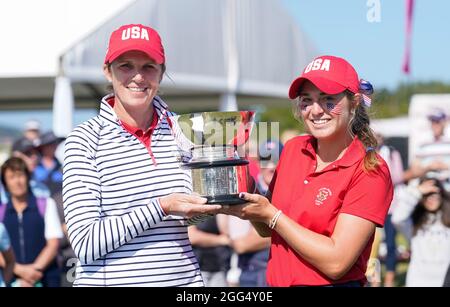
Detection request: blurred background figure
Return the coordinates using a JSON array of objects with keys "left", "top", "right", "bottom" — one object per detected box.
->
[
  {"left": 22, "top": 120, "right": 41, "bottom": 142},
  {"left": 10, "top": 137, "right": 50, "bottom": 200},
  {"left": 0, "top": 157, "right": 62, "bottom": 287},
  {"left": 11, "top": 137, "right": 40, "bottom": 176},
  {"left": 256, "top": 140, "right": 283, "bottom": 195},
  {"left": 409, "top": 108, "right": 450, "bottom": 189},
  {"left": 0, "top": 222, "right": 15, "bottom": 287},
  {"left": 188, "top": 215, "right": 231, "bottom": 287},
  {"left": 280, "top": 129, "right": 300, "bottom": 145},
  {"left": 392, "top": 177, "right": 450, "bottom": 287},
  {"left": 226, "top": 139, "right": 283, "bottom": 287},
  {"left": 370, "top": 131, "right": 419, "bottom": 286},
  {"left": 33, "top": 131, "right": 72, "bottom": 286},
  {"left": 444, "top": 264, "right": 450, "bottom": 287},
  {"left": 1, "top": 137, "right": 51, "bottom": 204},
  {"left": 34, "top": 131, "right": 65, "bottom": 197}
]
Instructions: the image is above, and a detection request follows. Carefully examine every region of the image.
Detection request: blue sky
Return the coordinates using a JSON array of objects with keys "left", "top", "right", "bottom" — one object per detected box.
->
[
  {"left": 281, "top": 0, "right": 450, "bottom": 90},
  {"left": 2, "top": 0, "right": 450, "bottom": 134}
]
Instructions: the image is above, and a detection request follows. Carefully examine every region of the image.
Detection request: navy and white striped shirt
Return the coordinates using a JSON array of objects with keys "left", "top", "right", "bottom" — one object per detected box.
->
[{"left": 63, "top": 94, "right": 203, "bottom": 287}]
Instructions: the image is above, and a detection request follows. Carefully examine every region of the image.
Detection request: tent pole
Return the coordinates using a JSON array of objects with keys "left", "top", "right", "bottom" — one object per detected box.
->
[
  {"left": 52, "top": 56, "right": 74, "bottom": 137},
  {"left": 221, "top": 0, "right": 239, "bottom": 111}
]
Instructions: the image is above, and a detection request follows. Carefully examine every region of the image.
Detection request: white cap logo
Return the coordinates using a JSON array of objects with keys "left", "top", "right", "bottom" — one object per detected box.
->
[
  {"left": 121, "top": 26, "right": 149, "bottom": 41},
  {"left": 304, "top": 58, "right": 331, "bottom": 74}
]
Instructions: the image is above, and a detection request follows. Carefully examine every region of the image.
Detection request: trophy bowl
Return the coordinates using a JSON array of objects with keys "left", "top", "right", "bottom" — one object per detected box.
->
[{"left": 170, "top": 111, "right": 255, "bottom": 205}]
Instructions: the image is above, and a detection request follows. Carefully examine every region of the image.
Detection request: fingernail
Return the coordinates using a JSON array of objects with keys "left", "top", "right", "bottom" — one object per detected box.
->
[{"left": 239, "top": 192, "right": 245, "bottom": 199}]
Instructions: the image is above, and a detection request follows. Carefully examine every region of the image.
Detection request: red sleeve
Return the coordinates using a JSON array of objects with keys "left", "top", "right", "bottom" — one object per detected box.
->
[{"left": 340, "top": 161, "right": 393, "bottom": 227}]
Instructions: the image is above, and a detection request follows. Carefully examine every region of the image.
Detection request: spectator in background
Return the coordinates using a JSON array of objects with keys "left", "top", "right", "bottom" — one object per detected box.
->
[
  {"left": 23, "top": 120, "right": 41, "bottom": 142},
  {"left": 372, "top": 132, "right": 407, "bottom": 286},
  {"left": 34, "top": 131, "right": 65, "bottom": 197},
  {"left": 392, "top": 177, "right": 450, "bottom": 286},
  {"left": 188, "top": 215, "right": 231, "bottom": 287},
  {"left": 1, "top": 157, "right": 62, "bottom": 287},
  {"left": 280, "top": 129, "right": 300, "bottom": 145},
  {"left": 34, "top": 132, "right": 73, "bottom": 286},
  {"left": 10, "top": 137, "right": 50, "bottom": 199},
  {"left": 0, "top": 222, "right": 15, "bottom": 287},
  {"left": 409, "top": 108, "right": 450, "bottom": 188},
  {"left": 256, "top": 140, "right": 283, "bottom": 195},
  {"left": 444, "top": 264, "right": 450, "bottom": 287},
  {"left": 227, "top": 140, "right": 283, "bottom": 287}
]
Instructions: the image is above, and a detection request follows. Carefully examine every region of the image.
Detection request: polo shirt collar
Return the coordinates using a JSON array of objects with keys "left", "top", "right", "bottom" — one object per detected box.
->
[
  {"left": 99, "top": 93, "right": 171, "bottom": 128},
  {"left": 303, "top": 135, "right": 365, "bottom": 168}
]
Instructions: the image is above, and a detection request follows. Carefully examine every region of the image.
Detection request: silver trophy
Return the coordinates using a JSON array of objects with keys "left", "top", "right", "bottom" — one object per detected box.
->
[{"left": 170, "top": 111, "right": 256, "bottom": 205}]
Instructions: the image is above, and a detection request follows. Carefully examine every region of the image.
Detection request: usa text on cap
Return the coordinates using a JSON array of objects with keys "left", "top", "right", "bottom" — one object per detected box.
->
[
  {"left": 104, "top": 24, "right": 165, "bottom": 65},
  {"left": 288, "top": 55, "right": 359, "bottom": 99}
]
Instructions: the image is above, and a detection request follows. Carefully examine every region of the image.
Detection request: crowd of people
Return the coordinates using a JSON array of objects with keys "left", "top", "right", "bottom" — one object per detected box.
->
[
  {"left": 0, "top": 23, "right": 449, "bottom": 287},
  {"left": 0, "top": 121, "right": 69, "bottom": 287}
]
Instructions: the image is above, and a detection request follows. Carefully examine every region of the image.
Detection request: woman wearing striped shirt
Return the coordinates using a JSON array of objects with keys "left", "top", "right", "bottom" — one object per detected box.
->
[{"left": 63, "top": 24, "right": 221, "bottom": 287}]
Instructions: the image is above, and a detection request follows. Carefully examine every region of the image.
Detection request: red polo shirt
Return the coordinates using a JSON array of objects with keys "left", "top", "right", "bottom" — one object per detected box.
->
[{"left": 267, "top": 135, "right": 393, "bottom": 286}]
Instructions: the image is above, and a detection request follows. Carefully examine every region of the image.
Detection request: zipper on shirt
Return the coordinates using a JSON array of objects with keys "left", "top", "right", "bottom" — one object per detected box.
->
[
  {"left": 18, "top": 213, "right": 26, "bottom": 263},
  {"left": 146, "top": 109, "right": 172, "bottom": 167},
  {"left": 147, "top": 146, "right": 157, "bottom": 166}
]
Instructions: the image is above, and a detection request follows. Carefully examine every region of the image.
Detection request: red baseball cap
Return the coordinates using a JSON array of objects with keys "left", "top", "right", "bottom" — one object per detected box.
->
[
  {"left": 104, "top": 24, "right": 165, "bottom": 64},
  {"left": 288, "top": 55, "right": 359, "bottom": 99}
]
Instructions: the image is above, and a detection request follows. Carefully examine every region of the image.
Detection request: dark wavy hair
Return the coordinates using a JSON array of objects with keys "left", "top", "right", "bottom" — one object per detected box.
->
[
  {"left": 412, "top": 178, "right": 450, "bottom": 235},
  {"left": 1, "top": 157, "right": 31, "bottom": 192}
]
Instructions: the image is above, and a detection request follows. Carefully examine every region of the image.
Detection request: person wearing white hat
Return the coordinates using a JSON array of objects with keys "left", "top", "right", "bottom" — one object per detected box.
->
[{"left": 23, "top": 120, "right": 41, "bottom": 142}]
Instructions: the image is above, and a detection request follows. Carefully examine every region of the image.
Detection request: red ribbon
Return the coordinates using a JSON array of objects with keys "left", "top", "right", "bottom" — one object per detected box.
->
[{"left": 402, "top": 0, "right": 414, "bottom": 75}]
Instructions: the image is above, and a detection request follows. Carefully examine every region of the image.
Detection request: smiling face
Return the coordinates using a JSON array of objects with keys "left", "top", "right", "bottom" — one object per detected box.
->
[
  {"left": 103, "top": 50, "right": 163, "bottom": 111},
  {"left": 297, "top": 80, "right": 356, "bottom": 142}
]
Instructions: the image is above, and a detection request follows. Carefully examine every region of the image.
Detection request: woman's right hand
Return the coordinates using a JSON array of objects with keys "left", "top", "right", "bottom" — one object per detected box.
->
[{"left": 159, "top": 193, "right": 222, "bottom": 218}]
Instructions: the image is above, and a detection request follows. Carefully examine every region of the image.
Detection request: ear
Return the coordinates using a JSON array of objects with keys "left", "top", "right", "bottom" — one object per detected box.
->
[{"left": 103, "top": 64, "right": 112, "bottom": 83}]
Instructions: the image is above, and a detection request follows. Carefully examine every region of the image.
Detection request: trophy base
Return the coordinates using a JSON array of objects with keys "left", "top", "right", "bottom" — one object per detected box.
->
[{"left": 205, "top": 194, "right": 247, "bottom": 205}]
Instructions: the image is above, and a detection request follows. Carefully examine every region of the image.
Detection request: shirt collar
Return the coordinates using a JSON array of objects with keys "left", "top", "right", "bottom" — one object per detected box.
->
[
  {"left": 99, "top": 93, "right": 171, "bottom": 129},
  {"left": 302, "top": 135, "right": 365, "bottom": 168}
]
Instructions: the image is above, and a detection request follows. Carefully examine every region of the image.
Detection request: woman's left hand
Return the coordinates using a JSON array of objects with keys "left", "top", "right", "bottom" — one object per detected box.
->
[{"left": 220, "top": 192, "right": 277, "bottom": 224}]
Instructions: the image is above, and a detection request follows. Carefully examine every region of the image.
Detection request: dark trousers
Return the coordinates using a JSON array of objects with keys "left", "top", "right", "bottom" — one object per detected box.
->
[{"left": 384, "top": 214, "right": 397, "bottom": 272}]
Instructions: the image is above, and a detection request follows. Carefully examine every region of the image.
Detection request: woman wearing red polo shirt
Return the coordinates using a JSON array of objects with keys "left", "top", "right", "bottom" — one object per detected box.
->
[{"left": 223, "top": 55, "right": 393, "bottom": 286}]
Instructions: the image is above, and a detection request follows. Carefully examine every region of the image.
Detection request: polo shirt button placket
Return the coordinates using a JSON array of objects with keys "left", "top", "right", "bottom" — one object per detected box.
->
[{"left": 304, "top": 179, "right": 309, "bottom": 184}]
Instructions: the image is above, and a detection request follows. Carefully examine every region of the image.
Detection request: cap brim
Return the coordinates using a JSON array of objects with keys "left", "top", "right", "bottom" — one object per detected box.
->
[
  {"left": 105, "top": 47, "right": 164, "bottom": 65},
  {"left": 428, "top": 115, "right": 447, "bottom": 122},
  {"left": 288, "top": 76, "right": 347, "bottom": 99}
]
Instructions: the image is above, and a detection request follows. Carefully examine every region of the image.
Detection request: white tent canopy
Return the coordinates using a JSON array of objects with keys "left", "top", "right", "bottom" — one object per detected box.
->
[{"left": 56, "top": 0, "right": 316, "bottom": 135}]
